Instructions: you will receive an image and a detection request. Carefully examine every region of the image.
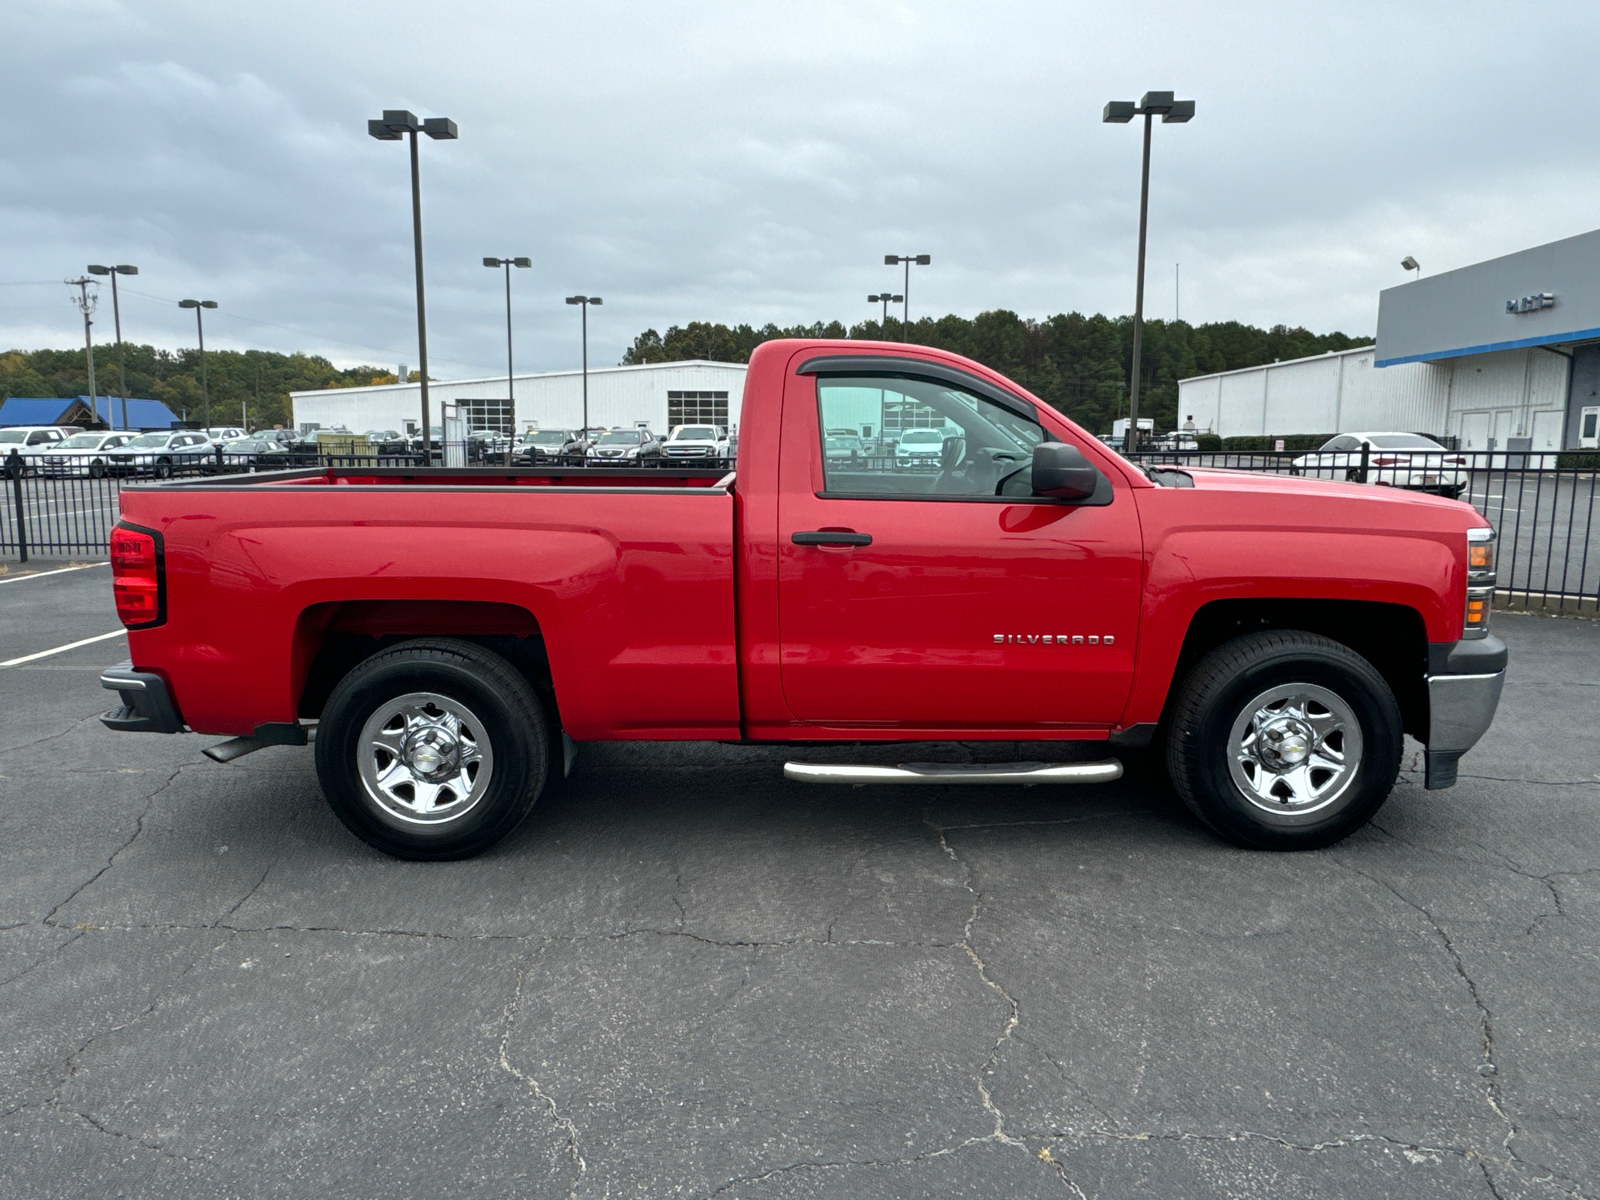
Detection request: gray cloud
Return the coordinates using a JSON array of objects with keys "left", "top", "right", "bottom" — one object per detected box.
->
[{"left": 4, "top": 0, "right": 1596, "bottom": 377}]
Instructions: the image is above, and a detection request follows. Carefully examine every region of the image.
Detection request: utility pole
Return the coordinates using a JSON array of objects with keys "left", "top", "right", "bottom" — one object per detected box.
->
[{"left": 66, "top": 277, "right": 98, "bottom": 414}]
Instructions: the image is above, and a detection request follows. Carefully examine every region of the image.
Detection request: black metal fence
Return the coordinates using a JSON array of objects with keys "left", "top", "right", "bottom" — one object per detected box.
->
[{"left": 5, "top": 443, "right": 1598, "bottom": 614}]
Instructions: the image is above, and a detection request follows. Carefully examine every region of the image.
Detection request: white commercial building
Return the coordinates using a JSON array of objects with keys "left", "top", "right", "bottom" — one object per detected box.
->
[
  {"left": 1179, "top": 228, "right": 1600, "bottom": 452},
  {"left": 291, "top": 360, "right": 748, "bottom": 438}
]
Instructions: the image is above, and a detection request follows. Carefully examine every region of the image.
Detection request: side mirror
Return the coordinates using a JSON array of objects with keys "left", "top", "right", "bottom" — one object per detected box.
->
[{"left": 1032, "top": 442, "right": 1102, "bottom": 501}]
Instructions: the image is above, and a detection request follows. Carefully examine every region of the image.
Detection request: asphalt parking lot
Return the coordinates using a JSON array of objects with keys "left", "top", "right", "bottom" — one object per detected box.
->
[{"left": 1, "top": 563, "right": 1597, "bottom": 1199}]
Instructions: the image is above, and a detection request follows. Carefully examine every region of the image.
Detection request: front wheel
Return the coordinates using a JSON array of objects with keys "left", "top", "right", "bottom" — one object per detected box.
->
[
  {"left": 1165, "top": 631, "right": 1402, "bottom": 850},
  {"left": 154, "top": 458, "right": 174, "bottom": 479},
  {"left": 315, "top": 638, "right": 550, "bottom": 860}
]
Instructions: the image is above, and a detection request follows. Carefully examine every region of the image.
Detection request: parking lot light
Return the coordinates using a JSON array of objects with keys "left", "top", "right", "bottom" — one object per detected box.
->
[
  {"left": 88, "top": 265, "right": 138, "bottom": 429},
  {"left": 883, "top": 255, "right": 931, "bottom": 341},
  {"left": 178, "top": 299, "right": 217, "bottom": 430},
  {"left": 1104, "top": 89, "right": 1195, "bottom": 453},
  {"left": 565, "top": 296, "right": 603, "bottom": 440},
  {"left": 485, "top": 256, "right": 533, "bottom": 428},
  {"left": 369, "top": 109, "right": 456, "bottom": 461}
]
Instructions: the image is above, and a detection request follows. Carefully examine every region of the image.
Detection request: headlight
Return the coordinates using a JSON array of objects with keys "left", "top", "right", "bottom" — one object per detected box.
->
[{"left": 1463, "top": 528, "right": 1496, "bottom": 639}]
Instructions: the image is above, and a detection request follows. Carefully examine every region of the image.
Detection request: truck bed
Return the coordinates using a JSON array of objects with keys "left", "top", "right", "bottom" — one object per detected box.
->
[{"left": 117, "top": 466, "right": 741, "bottom": 740}]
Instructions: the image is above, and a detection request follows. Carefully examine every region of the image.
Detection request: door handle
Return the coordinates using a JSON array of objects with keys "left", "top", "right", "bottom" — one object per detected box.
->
[{"left": 792, "top": 530, "right": 872, "bottom": 546}]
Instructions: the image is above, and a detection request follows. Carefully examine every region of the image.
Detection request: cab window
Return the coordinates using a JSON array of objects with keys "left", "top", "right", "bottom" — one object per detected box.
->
[{"left": 816, "top": 374, "right": 1044, "bottom": 498}]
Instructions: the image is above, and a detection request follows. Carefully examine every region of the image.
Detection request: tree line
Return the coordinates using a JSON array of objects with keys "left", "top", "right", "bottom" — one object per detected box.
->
[
  {"left": 0, "top": 345, "right": 394, "bottom": 430},
  {"left": 623, "top": 312, "right": 1371, "bottom": 434},
  {"left": 4, "top": 309, "right": 1370, "bottom": 436}
]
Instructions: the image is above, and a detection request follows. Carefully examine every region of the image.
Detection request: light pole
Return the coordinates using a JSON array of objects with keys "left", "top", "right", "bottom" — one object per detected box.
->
[
  {"left": 484, "top": 256, "right": 532, "bottom": 418},
  {"left": 883, "top": 255, "right": 930, "bottom": 341},
  {"left": 1401, "top": 255, "right": 1421, "bottom": 281},
  {"left": 65, "top": 277, "right": 98, "bottom": 414},
  {"left": 868, "top": 292, "right": 902, "bottom": 337},
  {"left": 1104, "top": 90, "right": 1194, "bottom": 455},
  {"left": 88, "top": 264, "right": 138, "bottom": 430},
  {"left": 179, "top": 299, "right": 217, "bottom": 429},
  {"left": 369, "top": 109, "right": 458, "bottom": 461},
  {"left": 565, "top": 295, "right": 602, "bottom": 439}
]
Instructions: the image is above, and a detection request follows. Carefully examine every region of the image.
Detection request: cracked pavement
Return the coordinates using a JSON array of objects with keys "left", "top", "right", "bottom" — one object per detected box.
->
[{"left": 1, "top": 566, "right": 1597, "bottom": 1197}]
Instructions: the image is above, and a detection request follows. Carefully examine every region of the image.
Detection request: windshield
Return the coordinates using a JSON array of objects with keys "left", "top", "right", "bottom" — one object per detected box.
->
[
  {"left": 826, "top": 437, "right": 861, "bottom": 450},
  {"left": 124, "top": 433, "right": 169, "bottom": 448},
  {"left": 900, "top": 430, "right": 945, "bottom": 445},
  {"left": 672, "top": 427, "right": 717, "bottom": 440},
  {"left": 597, "top": 431, "right": 641, "bottom": 445},
  {"left": 527, "top": 431, "right": 566, "bottom": 444},
  {"left": 59, "top": 434, "right": 105, "bottom": 448},
  {"left": 1367, "top": 434, "right": 1444, "bottom": 450}
]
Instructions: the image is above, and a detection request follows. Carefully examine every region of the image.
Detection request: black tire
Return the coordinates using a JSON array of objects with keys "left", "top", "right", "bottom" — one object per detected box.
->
[
  {"left": 1165, "top": 631, "right": 1402, "bottom": 850},
  {"left": 315, "top": 638, "right": 549, "bottom": 860},
  {"left": 154, "top": 458, "right": 174, "bottom": 480}
]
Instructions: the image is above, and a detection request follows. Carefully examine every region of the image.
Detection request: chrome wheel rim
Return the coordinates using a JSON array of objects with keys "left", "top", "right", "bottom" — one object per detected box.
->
[
  {"left": 357, "top": 692, "right": 494, "bottom": 826},
  {"left": 1227, "top": 683, "right": 1362, "bottom": 816}
]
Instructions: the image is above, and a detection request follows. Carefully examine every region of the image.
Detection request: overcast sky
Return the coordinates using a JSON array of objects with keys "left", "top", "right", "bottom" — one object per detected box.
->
[{"left": 4, "top": 0, "right": 1596, "bottom": 379}]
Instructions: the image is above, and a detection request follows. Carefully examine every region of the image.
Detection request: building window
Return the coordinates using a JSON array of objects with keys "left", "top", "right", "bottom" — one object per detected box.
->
[
  {"left": 462, "top": 399, "right": 514, "bottom": 435},
  {"left": 667, "top": 390, "right": 729, "bottom": 429}
]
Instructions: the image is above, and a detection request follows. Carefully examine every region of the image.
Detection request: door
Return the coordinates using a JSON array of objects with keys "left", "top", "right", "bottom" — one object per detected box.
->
[
  {"left": 1491, "top": 409, "right": 1515, "bottom": 452},
  {"left": 1580, "top": 406, "right": 1600, "bottom": 450},
  {"left": 776, "top": 365, "right": 1143, "bottom": 730},
  {"left": 1458, "top": 412, "right": 1491, "bottom": 453}
]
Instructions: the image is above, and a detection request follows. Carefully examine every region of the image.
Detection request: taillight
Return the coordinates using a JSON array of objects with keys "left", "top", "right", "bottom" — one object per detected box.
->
[
  {"left": 110, "top": 525, "right": 164, "bottom": 628},
  {"left": 1446, "top": 456, "right": 1467, "bottom": 465},
  {"left": 1372, "top": 456, "right": 1402, "bottom": 466}
]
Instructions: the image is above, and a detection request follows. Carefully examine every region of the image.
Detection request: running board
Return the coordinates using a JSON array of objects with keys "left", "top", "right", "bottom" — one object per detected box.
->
[{"left": 783, "top": 759, "right": 1123, "bottom": 787}]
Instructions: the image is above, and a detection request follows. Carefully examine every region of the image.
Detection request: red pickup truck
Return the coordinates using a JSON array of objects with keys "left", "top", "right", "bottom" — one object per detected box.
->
[{"left": 100, "top": 339, "right": 1506, "bottom": 860}]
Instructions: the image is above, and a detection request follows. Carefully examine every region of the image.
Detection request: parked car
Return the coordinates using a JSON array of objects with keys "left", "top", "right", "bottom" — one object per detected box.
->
[
  {"left": 586, "top": 427, "right": 663, "bottom": 463},
  {"left": 100, "top": 336, "right": 1504, "bottom": 863},
  {"left": 37, "top": 431, "right": 134, "bottom": 477},
  {"left": 220, "top": 436, "right": 298, "bottom": 471},
  {"left": 407, "top": 427, "right": 444, "bottom": 456},
  {"left": 516, "top": 429, "right": 585, "bottom": 465},
  {"left": 1291, "top": 433, "right": 1468, "bottom": 497},
  {"left": 661, "top": 425, "right": 728, "bottom": 463},
  {"left": 0, "top": 426, "right": 69, "bottom": 473},
  {"left": 824, "top": 433, "right": 865, "bottom": 462},
  {"left": 361, "top": 430, "right": 411, "bottom": 454},
  {"left": 893, "top": 427, "right": 947, "bottom": 468},
  {"left": 202, "top": 427, "right": 249, "bottom": 448},
  {"left": 108, "top": 430, "right": 216, "bottom": 478}
]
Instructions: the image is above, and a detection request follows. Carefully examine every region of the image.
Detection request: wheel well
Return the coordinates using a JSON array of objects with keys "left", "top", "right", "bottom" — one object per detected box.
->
[
  {"left": 293, "top": 600, "right": 559, "bottom": 728},
  {"left": 1168, "top": 599, "right": 1429, "bottom": 740}
]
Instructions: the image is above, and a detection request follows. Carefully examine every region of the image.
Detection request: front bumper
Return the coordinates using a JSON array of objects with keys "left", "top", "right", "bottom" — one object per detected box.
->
[
  {"left": 99, "top": 661, "right": 185, "bottom": 734},
  {"left": 1422, "top": 634, "right": 1507, "bottom": 789}
]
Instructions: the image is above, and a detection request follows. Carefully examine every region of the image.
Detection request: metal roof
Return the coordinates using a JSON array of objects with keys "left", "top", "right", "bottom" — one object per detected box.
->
[{"left": 0, "top": 396, "right": 177, "bottom": 429}]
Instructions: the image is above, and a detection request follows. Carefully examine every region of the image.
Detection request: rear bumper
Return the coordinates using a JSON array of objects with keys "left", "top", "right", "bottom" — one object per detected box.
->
[
  {"left": 1422, "top": 634, "right": 1507, "bottom": 789},
  {"left": 99, "top": 660, "right": 185, "bottom": 734}
]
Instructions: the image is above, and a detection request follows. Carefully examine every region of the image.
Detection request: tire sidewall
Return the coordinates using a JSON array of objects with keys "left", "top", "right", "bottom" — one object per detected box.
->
[
  {"left": 316, "top": 652, "right": 544, "bottom": 859},
  {"left": 1185, "top": 644, "right": 1401, "bottom": 848}
]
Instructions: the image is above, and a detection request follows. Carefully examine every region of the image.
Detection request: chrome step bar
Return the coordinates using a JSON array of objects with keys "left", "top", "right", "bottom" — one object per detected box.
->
[{"left": 783, "top": 759, "right": 1123, "bottom": 786}]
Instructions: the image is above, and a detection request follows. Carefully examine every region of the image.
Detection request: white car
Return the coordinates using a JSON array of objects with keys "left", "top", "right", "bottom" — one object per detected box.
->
[
  {"left": 0, "top": 426, "right": 69, "bottom": 472},
  {"left": 1290, "top": 432, "right": 1468, "bottom": 498},
  {"left": 893, "top": 428, "right": 948, "bottom": 468},
  {"left": 37, "top": 431, "right": 135, "bottom": 477},
  {"left": 661, "top": 424, "right": 728, "bottom": 462},
  {"left": 202, "top": 426, "right": 249, "bottom": 448}
]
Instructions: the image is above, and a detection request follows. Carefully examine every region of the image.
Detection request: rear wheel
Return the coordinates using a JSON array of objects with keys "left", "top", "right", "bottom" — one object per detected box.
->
[
  {"left": 315, "top": 638, "right": 549, "bottom": 860},
  {"left": 1166, "top": 631, "right": 1402, "bottom": 850}
]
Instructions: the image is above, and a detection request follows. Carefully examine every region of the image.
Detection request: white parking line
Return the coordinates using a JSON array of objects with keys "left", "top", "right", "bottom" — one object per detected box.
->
[
  {"left": 0, "top": 629, "right": 126, "bottom": 668},
  {"left": 0, "top": 563, "right": 109, "bottom": 584}
]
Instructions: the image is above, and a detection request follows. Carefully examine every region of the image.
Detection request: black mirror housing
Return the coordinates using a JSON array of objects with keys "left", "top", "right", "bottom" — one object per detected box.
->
[{"left": 1032, "top": 442, "right": 1102, "bottom": 501}]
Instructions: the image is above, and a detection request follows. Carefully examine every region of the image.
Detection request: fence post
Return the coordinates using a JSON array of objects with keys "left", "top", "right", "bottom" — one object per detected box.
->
[
  {"left": 7, "top": 451, "right": 27, "bottom": 564},
  {"left": 1358, "top": 441, "right": 1370, "bottom": 484}
]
